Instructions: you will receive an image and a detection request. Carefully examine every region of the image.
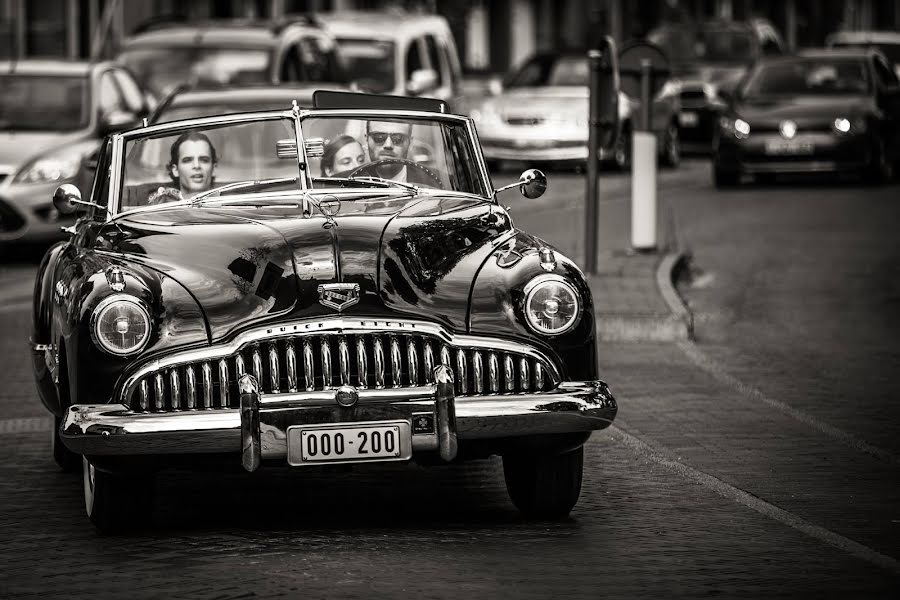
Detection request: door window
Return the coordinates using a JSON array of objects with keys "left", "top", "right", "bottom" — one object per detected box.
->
[
  {"left": 405, "top": 38, "right": 425, "bottom": 80},
  {"left": 424, "top": 34, "right": 445, "bottom": 87},
  {"left": 111, "top": 69, "right": 145, "bottom": 114},
  {"left": 98, "top": 71, "right": 125, "bottom": 114}
]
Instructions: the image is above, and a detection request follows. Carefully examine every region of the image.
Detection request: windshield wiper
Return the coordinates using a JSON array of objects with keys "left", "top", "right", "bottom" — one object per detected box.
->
[{"left": 190, "top": 177, "right": 299, "bottom": 204}]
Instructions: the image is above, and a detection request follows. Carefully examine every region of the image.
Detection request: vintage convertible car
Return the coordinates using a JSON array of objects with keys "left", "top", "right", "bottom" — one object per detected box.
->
[{"left": 31, "top": 92, "right": 617, "bottom": 532}]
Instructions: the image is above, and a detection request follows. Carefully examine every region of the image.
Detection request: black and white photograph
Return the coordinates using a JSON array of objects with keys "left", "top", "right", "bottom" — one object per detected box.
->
[{"left": 1, "top": 0, "right": 899, "bottom": 597}]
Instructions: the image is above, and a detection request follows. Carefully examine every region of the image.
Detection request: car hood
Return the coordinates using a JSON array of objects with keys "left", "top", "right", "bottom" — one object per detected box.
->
[
  {"left": 735, "top": 94, "right": 874, "bottom": 126},
  {"left": 105, "top": 194, "right": 513, "bottom": 342},
  {"left": 0, "top": 130, "right": 86, "bottom": 168},
  {"left": 477, "top": 87, "right": 588, "bottom": 120}
]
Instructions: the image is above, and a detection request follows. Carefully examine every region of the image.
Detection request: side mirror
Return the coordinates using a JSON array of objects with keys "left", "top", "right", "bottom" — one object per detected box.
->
[
  {"left": 53, "top": 183, "right": 101, "bottom": 215},
  {"left": 99, "top": 109, "right": 138, "bottom": 135},
  {"left": 406, "top": 69, "right": 438, "bottom": 96},
  {"left": 493, "top": 168, "right": 547, "bottom": 199}
]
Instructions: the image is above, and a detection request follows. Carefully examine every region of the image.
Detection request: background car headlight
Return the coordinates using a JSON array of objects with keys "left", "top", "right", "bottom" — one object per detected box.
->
[
  {"left": 523, "top": 274, "right": 581, "bottom": 335},
  {"left": 13, "top": 153, "right": 82, "bottom": 185},
  {"left": 832, "top": 117, "right": 866, "bottom": 135},
  {"left": 719, "top": 116, "right": 750, "bottom": 139},
  {"left": 91, "top": 295, "right": 151, "bottom": 356}
]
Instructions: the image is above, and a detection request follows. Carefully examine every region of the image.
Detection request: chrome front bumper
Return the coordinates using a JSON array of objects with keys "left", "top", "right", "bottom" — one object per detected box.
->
[{"left": 61, "top": 369, "right": 617, "bottom": 470}]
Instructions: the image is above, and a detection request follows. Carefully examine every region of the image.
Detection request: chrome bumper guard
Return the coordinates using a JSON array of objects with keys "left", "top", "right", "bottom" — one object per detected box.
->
[{"left": 61, "top": 366, "right": 616, "bottom": 471}]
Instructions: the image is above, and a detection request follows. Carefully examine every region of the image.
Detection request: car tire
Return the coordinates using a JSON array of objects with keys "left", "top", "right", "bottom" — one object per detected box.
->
[
  {"left": 661, "top": 122, "right": 681, "bottom": 168},
  {"left": 713, "top": 163, "right": 739, "bottom": 188},
  {"left": 83, "top": 457, "right": 154, "bottom": 534},
  {"left": 52, "top": 415, "right": 79, "bottom": 473},
  {"left": 503, "top": 446, "right": 584, "bottom": 518}
]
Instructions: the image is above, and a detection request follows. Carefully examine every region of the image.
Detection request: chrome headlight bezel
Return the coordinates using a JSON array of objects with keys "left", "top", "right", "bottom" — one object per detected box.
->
[
  {"left": 522, "top": 274, "right": 582, "bottom": 336},
  {"left": 90, "top": 294, "right": 152, "bottom": 356}
]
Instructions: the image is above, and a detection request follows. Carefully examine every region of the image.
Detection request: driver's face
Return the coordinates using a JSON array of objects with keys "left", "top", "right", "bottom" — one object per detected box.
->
[
  {"left": 366, "top": 121, "right": 412, "bottom": 162},
  {"left": 171, "top": 140, "right": 216, "bottom": 195}
]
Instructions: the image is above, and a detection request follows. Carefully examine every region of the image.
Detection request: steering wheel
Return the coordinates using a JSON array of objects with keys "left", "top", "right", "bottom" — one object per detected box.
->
[
  {"left": 146, "top": 186, "right": 183, "bottom": 205},
  {"left": 348, "top": 158, "right": 444, "bottom": 189}
]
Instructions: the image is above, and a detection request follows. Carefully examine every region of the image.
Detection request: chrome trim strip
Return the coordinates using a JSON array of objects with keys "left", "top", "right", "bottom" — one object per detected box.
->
[
  {"left": 119, "top": 318, "right": 562, "bottom": 402},
  {"left": 154, "top": 373, "right": 164, "bottom": 411},
  {"left": 455, "top": 349, "right": 467, "bottom": 395},
  {"left": 218, "top": 359, "right": 229, "bottom": 408},
  {"left": 356, "top": 337, "right": 368, "bottom": 389},
  {"left": 519, "top": 358, "right": 529, "bottom": 393},
  {"left": 139, "top": 380, "right": 149, "bottom": 412},
  {"left": 201, "top": 362, "right": 213, "bottom": 409},
  {"left": 285, "top": 341, "right": 297, "bottom": 393},
  {"left": 251, "top": 347, "right": 263, "bottom": 385},
  {"left": 373, "top": 337, "right": 385, "bottom": 389},
  {"left": 504, "top": 355, "right": 515, "bottom": 393},
  {"left": 407, "top": 337, "right": 418, "bottom": 386},
  {"left": 423, "top": 341, "right": 435, "bottom": 384},
  {"left": 338, "top": 337, "right": 350, "bottom": 385},
  {"left": 473, "top": 351, "right": 484, "bottom": 395},
  {"left": 303, "top": 340, "right": 314, "bottom": 391},
  {"left": 185, "top": 365, "right": 197, "bottom": 410},
  {"left": 320, "top": 337, "right": 332, "bottom": 389},
  {"left": 390, "top": 336, "right": 402, "bottom": 388},
  {"left": 268, "top": 343, "right": 280, "bottom": 393},
  {"left": 488, "top": 353, "right": 499, "bottom": 394}
]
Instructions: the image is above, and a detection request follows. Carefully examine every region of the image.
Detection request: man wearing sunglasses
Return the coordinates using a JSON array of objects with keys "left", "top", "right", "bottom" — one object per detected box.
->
[{"left": 364, "top": 119, "right": 436, "bottom": 184}]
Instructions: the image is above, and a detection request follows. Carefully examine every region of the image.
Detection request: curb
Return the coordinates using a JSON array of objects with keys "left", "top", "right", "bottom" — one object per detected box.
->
[{"left": 595, "top": 252, "right": 694, "bottom": 342}]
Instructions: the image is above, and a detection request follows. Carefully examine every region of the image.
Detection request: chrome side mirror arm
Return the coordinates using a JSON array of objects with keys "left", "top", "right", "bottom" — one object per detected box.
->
[
  {"left": 53, "top": 184, "right": 103, "bottom": 215},
  {"left": 492, "top": 168, "right": 548, "bottom": 201}
]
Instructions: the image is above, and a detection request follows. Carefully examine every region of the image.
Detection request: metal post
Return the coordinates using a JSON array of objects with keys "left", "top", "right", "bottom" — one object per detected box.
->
[
  {"left": 584, "top": 49, "right": 602, "bottom": 275},
  {"left": 631, "top": 58, "right": 657, "bottom": 251}
]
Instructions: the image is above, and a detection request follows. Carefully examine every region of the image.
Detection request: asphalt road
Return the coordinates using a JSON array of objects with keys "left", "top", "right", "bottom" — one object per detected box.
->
[{"left": 1, "top": 160, "right": 898, "bottom": 598}]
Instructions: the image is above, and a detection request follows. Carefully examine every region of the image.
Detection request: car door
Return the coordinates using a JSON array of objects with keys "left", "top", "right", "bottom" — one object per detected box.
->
[{"left": 872, "top": 55, "right": 900, "bottom": 160}]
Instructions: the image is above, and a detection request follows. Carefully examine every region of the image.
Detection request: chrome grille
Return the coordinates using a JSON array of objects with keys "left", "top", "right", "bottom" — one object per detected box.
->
[{"left": 128, "top": 332, "right": 559, "bottom": 412}]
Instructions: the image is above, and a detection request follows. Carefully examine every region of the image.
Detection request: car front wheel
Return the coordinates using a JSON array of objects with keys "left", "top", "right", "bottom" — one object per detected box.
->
[
  {"left": 83, "top": 458, "right": 154, "bottom": 534},
  {"left": 503, "top": 446, "right": 584, "bottom": 518}
]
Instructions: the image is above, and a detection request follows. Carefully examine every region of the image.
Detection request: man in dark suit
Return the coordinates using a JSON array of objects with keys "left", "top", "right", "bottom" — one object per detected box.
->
[{"left": 363, "top": 119, "right": 443, "bottom": 186}]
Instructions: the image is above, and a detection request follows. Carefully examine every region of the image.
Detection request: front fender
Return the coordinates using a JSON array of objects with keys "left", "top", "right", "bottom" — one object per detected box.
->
[
  {"left": 468, "top": 231, "right": 597, "bottom": 381},
  {"left": 32, "top": 241, "right": 68, "bottom": 415}
]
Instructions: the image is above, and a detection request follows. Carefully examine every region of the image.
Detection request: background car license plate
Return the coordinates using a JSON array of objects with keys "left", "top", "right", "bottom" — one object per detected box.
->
[
  {"left": 679, "top": 111, "right": 699, "bottom": 127},
  {"left": 764, "top": 140, "right": 814, "bottom": 155},
  {"left": 287, "top": 421, "right": 411, "bottom": 466}
]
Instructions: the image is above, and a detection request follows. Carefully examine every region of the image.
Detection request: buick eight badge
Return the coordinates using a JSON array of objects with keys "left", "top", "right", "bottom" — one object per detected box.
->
[{"left": 318, "top": 283, "right": 360, "bottom": 311}]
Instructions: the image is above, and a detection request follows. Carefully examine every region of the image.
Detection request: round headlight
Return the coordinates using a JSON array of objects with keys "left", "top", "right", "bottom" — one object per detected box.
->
[
  {"left": 91, "top": 295, "right": 151, "bottom": 356},
  {"left": 523, "top": 275, "right": 582, "bottom": 335}
]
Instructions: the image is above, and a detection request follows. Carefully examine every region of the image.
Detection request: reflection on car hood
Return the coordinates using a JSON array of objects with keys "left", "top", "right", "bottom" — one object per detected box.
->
[
  {"left": 108, "top": 194, "right": 512, "bottom": 341},
  {"left": 0, "top": 130, "right": 86, "bottom": 168},
  {"left": 736, "top": 95, "right": 874, "bottom": 123}
]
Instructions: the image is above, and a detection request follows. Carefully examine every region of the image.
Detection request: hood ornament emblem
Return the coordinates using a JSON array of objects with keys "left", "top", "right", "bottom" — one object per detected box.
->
[
  {"left": 318, "top": 283, "right": 360, "bottom": 312},
  {"left": 780, "top": 120, "right": 797, "bottom": 139}
]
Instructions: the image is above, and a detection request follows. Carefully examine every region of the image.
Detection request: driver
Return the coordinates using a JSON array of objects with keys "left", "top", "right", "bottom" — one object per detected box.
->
[
  {"left": 148, "top": 131, "right": 218, "bottom": 204},
  {"left": 363, "top": 119, "right": 435, "bottom": 185}
]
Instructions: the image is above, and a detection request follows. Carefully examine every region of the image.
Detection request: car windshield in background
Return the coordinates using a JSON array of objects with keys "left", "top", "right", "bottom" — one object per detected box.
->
[
  {"left": 742, "top": 59, "right": 870, "bottom": 98},
  {"left": 697, "top": 30, "right": 755, "bottom": 62},
  {"left": 0, "top": 74, "right": 89, "bottom": 131},
  {"left": 832, "top": 42, "right": 900, "bottom": 65},
  {"left": 118, "top": 47, "right": 271, "bottom": 95},
  {"left": 336, "top": 39, "right": 395, "bottom": 94},
  {"left": 505, "top": 55, "right": 588, "bottom": 87}
]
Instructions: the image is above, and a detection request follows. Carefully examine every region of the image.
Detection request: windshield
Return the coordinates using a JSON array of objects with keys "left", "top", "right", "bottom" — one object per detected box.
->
[
  {"left": 649, "top": 26, "right": 757, "bottom": 65},
  {"left": 336, "top": 39, "right": 395, "bottom": 94},
  {"left": 119, "top": 113, "right": 487, "bottom": 211},
  {"left": 118, "top": 47, "right": 271, "bottom": 96},
  {"left": 505, "top": 55, "right": 588, "bottom": 87},
  {"left": 741, "top": 58, "right": 870, "bottom": 98},
  {"left": 832, "top": 42, "right": 900, "bottom": 65},
  {"left": 0, "top": 74, "right": 89, "bottom": 131}
]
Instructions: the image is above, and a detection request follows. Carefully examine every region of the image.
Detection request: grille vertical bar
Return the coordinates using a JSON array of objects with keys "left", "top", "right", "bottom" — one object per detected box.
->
[
  {"left": 303, "top": 340, "right": 314, "bottom": 391},
  {"left": 235, "top": 354, "right": 246, "bottom": 377},
  {"left": 390, "top": 336, "right": 402, "bottom": 388},
  {"left": 356, "top": 337, "right": 368, "bottom": 389},
  {"left": 321, "top": 336, "right": 332, "bottom": 388},
  {"left": 534, "top": 362, "right": 544, "bottom": 391},
  {"left": 286, "top": 341, "right": 298, "bottom": 393},
  {"left": 440, "top": 345, "right": 451, "bottom": 368},
  {"left": 268, "top": 343, "right": 280, "bottom": 393},
  {"left": 201, "top": 362, "right": 213, "bottom": 408},
  {"left": 407, "top": 337, "right": 418, "bottom": 386},
  {"left": 488, "top": 352, "right": 499, "bottom": 394},
  {"left": 139, "top": 380, "right": 149, "bottom": 411},
  {"left": 185, "top": 365, "right": 197, "bottom": 409},
  {"left": 251, "top": 346, "right": 263, "bottom": 385},
  {"left": 154, "top": 373, "right": 165, "bottom": 411},
  {"left": 519, "top": 358, "right": 529, "bottom": 393},
  {"left": 218, "top": 359, "right": 229, "bottom": 408},
  {"left": 338, "top": 337, "right": 350, "bottom": 385},
  {"left": 373, "top": 337, "right": 385, "bottom": 389},
  {"left": 455, "top": 349, "right": 467, "bottom": 395},
  {"left": 423, "top": 341, "right": 435, "bottom": 383},
  {"left": 504, "top": 355, "right": 515, "bottom": 393},
  {"left": 472, "top": 351, "right": 484, "bottom": 395}
]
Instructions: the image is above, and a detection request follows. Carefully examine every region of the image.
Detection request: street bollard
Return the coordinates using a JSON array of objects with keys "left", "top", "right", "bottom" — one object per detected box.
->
[{"left": 631, "top": 58, "right": 657, "bottom": 252}]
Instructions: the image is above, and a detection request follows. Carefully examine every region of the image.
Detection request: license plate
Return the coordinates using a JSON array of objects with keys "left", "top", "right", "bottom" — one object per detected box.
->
[
  {"left": 679, "top": 111, "right": 699, "bottom": 127},
  {"left": 764, "top": 140, "right": 814, "bottom": 155},
  {"left": 287, "top": 420, "right": 411, "bottom": 466}
]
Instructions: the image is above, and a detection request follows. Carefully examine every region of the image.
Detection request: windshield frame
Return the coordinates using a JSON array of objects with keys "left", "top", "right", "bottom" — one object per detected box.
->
[{"left": 106, "top": 107, "right": 493, "bottom": 220}]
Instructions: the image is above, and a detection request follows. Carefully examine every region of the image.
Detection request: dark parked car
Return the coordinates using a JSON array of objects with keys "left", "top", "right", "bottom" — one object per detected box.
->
[
  {"left": 712, "top": 49, "right": 900, "bottom": 186},
  {"left": 648, "top": 18, "right": 784, "bottom": 150},
  {"left": 115, "top": 17, "right": 347, "bottom": 98},
  {"left": 0, "top": 60, "right": 153, "bottom": 245},
  {"left": 34, "top": 92, "right": 617, "bottom": 532}
]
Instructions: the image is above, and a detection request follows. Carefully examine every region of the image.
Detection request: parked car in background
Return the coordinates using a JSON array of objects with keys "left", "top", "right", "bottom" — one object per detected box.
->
[
  {"left": 319, "top": 11, "right": 462, "bottom": 106},
  {"left": 0, "top": 59, "right": 153, "bottom": 245},
  {"left": 649, "top": 18, "right": 784, "bottom": 151},
  {"left": 115, "top": 16, "right": 347, "bottom": 98},
  {"left": 37, "top": 91, "right": 617, "bottom": 533},
  {"left": 712, "top": 49, "right": 900, "bottom": 186},
  {"left": 826, "top": 30, "right": 900, "bottom": 79},
  {"left": 463, "top": 50, "right": 681, "bottom": 171}
]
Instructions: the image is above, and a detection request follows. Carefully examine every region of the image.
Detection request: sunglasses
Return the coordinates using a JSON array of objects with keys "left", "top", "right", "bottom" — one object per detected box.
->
[{"left": 369, "top": 132, "right": 409, "bottom": 145}]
